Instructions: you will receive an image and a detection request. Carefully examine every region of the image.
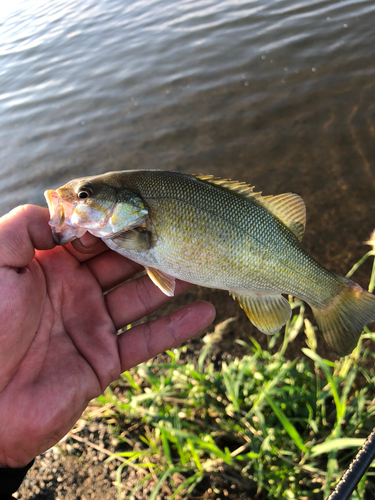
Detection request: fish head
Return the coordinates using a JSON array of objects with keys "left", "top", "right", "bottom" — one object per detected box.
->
[{"left": 44, "top": 176, "right": 149, "bottom": 245}]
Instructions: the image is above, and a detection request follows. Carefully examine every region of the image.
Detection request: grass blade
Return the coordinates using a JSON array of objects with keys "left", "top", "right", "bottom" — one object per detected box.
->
[
  {"left": 311, "top": 438, "right": 365, "bottom": 457},
  {"left": 265, "top": 394, "right": 308, "bottom": 453}
]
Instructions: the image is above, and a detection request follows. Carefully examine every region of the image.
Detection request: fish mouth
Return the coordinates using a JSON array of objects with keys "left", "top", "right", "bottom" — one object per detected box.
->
[
  {"left": 45, "top": 190, "right": 65, "bottom": 228},
  {"left": 44, "top": 189, "right": 86, "bottom": 245}
]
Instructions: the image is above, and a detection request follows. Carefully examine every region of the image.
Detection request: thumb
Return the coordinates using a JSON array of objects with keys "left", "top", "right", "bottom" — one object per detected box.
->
[{"left": 0, "top": 205, "right": 55, "bottom": 269}]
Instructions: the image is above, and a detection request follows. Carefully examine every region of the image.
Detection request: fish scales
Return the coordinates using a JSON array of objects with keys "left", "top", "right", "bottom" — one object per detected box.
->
[{"left": 45, "top": 169, "right": 375, "bottom": 356}]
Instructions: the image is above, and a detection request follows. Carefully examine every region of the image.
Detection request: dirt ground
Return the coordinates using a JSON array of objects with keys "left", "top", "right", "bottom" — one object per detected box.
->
[{"left": 14, "top": 407, "right": 255, "bottom": 500}]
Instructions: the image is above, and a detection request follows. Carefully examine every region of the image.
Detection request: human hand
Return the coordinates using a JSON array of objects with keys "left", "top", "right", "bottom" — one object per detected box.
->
[{"left": 0, "top": 205, "right": 215, "bottom": 468}]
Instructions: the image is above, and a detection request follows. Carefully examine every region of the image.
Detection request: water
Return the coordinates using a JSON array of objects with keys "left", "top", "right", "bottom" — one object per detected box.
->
[{"left": 1, "top": 0, "right": 375, "bottom": 277}]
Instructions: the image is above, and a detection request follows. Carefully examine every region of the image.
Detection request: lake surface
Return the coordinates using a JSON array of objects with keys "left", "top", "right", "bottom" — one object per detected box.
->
[{"left": 1, "top": 0, "right": 375, "bottom": 282}]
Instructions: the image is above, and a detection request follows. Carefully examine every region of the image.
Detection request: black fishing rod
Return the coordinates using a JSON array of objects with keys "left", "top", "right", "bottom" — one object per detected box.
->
[{"left": 327, "top": 427, "right": 375, "bottom": 500}]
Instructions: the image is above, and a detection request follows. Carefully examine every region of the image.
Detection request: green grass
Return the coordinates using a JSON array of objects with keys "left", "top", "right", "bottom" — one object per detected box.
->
[{"left": 90, "top": 240, "right": 375, "bottom": 500}]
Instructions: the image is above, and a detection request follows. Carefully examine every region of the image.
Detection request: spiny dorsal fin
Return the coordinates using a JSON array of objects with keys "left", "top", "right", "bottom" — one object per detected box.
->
[
  {"left": 193, "top": 174, "right": 306, "bottom": 242},
  {"left": 193, "top": 174, "right": 262, "bottom": 198}
]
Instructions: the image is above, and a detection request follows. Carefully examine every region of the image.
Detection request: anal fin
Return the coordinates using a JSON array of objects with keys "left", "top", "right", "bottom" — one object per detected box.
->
[
  {"left": 146, "top": 267, "right": 176, "bottom": 297},
  {"left": 231, "top": 293, "right": 291, "bottom": 334}
]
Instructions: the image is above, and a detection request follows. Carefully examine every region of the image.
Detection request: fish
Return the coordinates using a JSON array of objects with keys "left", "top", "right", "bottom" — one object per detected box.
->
[{"left": 44, "top": 169, "right": 375, "bottom": 356}]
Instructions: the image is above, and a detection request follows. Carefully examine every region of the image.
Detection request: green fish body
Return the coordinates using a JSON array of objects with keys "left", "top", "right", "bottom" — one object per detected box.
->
[{"left": 45, "top": 170, "right": 375, "bottom": 356}]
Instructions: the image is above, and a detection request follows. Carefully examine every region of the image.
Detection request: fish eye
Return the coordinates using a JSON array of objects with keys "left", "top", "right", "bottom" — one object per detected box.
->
[{"left": 76, "top": 185, "right": 93, "bottom": 200}]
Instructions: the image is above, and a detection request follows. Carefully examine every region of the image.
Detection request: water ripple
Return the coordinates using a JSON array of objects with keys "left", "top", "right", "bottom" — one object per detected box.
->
[{"left": 0, "top": 0, "right": 374, "bottom": 227}]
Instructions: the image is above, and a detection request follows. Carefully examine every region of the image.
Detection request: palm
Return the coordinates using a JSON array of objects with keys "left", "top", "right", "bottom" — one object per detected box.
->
[{"left": 0, "top": 206, "right": 214, "bottom": 468}]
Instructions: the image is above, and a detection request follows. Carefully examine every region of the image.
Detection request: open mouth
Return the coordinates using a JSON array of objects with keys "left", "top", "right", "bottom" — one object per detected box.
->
[
  {"left": 44, "top": 189, "right": 65, "bottom": 228},
  {"left": 44, "top": 189, "right": 86, "bottom": 245}
]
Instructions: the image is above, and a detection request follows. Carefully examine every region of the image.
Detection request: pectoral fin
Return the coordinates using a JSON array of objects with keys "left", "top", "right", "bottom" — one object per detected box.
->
[
  {"left": 231, "top": 293, "right": 291, "bottom": 334},
  {"left": 111, "top": 229, "right": 151, "bottom": 250},
  {"left": 146, "top": 267, "right": 176, "bottom": 296}
]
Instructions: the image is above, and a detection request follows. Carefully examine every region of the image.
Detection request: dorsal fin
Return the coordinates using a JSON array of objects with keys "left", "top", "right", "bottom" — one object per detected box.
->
[
  {"left": 193, "top": 174, "right": 306, "bottom": 242},
  {"left": 193, "top": 174, "right": 262, "bottom": 198},
  {"left": 258, "top": 192, "right": 306, "bottom": 242}
]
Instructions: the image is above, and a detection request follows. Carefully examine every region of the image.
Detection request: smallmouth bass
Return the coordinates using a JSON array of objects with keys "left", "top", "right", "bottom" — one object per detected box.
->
[{"left": 45, "top": 170, "right": 375, "bottom": 356}]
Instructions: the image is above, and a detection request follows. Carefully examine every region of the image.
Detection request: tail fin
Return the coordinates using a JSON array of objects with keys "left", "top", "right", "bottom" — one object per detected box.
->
[{"left": 311, "top": 278, "right": 375, "bottom": 356}]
